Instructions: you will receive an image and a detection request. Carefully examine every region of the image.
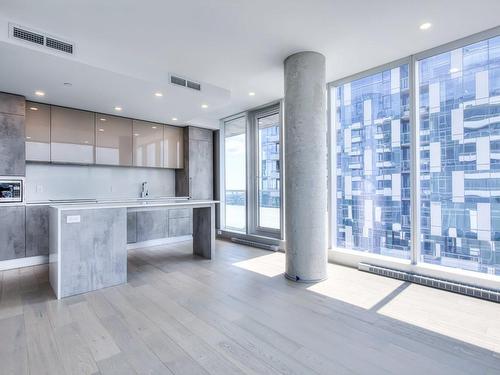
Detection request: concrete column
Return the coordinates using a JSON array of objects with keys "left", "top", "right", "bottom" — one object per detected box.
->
[{"left": 284, "top": 51, "right": 327, "bottom": 282}]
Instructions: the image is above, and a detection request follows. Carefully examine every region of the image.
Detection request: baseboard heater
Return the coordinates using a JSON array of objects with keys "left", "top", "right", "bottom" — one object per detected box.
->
[
  {"left": 358, "top": 262, "right": 500, "bottom": 303},
  {"left": 231, "top": 237, "right": 279, "bottom": 252}
]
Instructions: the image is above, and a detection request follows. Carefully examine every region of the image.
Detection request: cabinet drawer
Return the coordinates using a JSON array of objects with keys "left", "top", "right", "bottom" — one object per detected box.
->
[{"left": 168, "top": 208, "right": 191, "bottom": 219}]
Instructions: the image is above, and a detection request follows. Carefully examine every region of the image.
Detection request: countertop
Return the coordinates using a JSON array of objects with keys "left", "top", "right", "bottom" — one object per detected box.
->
[
  {"left": 26, "top": 196, "right": 190, "bottom": 205},
  {"left": 49, "top": 198, "right": 219, "bottom": 211}
]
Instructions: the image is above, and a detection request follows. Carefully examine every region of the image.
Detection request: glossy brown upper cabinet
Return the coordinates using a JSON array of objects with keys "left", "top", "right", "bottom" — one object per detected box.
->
[
  {"left": 132, "top": 120, "right": 163, "bottom": 168},
  {"left": 51, "top": 106, "right": 95, "bottom": 164},
  {"left": 163, "top": 125, "right": 184, "bottom": 169},
  {"left": 25, "top": 102, "right": 50, "bottom": 162},
  {"left": 95, "top": 114, "right": 133, "bottom": 166}
]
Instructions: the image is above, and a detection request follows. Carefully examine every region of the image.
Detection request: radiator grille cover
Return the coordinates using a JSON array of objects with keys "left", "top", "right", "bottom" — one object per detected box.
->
[{"left": 359, "top": 262, "right": 500, "bottom": 303}]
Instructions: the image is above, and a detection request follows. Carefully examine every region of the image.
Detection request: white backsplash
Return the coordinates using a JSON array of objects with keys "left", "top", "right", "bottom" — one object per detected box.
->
[{"left": 26, "top": 163, "right": 175, "bottom": 202}]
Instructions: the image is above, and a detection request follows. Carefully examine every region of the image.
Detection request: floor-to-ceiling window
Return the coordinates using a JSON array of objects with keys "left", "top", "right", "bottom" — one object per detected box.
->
[
  {"left": 220, "top": 103, "right": 283, "bottom": 241},
  {"left": 417, "top": 35, "right": 500, "bottom": 275},
  {"left": 329, "top": 28, "right": 500, "bottom": 287},
  {"left": 256, "top": 111, "right": 281, "bottom": 232},
  {"left": 333, "top": 63, "right": 411, "bottom": 260},
  {"left": 223, "top": 116, "right": 247, "bottom": 231}
]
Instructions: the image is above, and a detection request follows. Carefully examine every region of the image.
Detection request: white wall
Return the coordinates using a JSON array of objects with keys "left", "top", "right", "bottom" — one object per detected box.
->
[{"left": 26, "top": 163, "right": 175, "bottom": 202}]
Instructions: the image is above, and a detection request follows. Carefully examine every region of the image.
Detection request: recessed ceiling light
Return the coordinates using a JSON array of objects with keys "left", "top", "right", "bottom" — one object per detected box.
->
[
  {"left": 35, "top": 90, "right": 45, "bottom": 97},
  {"left": 172, "top": 117, "right": 178, "bottom": 121},
  {"left": 152, "top": 126, "right": 157, "bottom": 129},
  {"left": 98, "top": 128, "right": 104, "bottom": 132},
  {"left": 419, "top": 22, "right": 432, "bottom": 30},
  {"left": 26, "top": 136, "right": 31, "bottom": 139},
  {"left": 133, "top": 133, "right": 140, "bottom": 136},
  {"left": 84, "top": 141, "right": 89, "bottom": 144},
  {"left": 114, "top": 106, "right": 122, "bottom": 111},
  {"left": 29, "top": 107, "right": 38, "bottom": 111},
  {"left": 154, "top": 92, "right": 163, "bottom": 97},
  {"left": 100, "top": 118, "right": 107, "bottom": 122},
  {"left": 249, "top": 92, "right": 256, "bottom": 96},
  {"left": 449, "top": 67, "right": 459, "bottom": 73},
  {"left": 201, "top": 104, "right": 208, "bottom": 109}
]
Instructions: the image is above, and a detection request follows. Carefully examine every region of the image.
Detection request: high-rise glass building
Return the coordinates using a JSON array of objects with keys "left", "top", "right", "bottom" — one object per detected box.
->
[
  {"left": 332, "top": 34, "right": 500, "bottom": 276},
  {"left": 334, "top": 64, "right": 411, "bottom": 259},
  {"left": 418, "top": 35, "right": 500, "bottom": 275}
]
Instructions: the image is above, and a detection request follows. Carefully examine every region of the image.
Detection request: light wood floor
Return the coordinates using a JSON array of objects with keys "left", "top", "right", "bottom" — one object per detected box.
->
[{"left": 1, "top": 240, "right": 499, "bottom": 375}]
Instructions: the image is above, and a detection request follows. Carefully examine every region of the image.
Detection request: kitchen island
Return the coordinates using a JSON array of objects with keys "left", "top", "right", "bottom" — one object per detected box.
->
[{"left": 49, "top": 199, "right": 218, "bottom": 299}]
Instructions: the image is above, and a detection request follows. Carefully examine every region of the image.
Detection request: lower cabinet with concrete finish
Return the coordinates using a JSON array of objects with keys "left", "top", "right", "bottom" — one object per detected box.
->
[
  {"left": 168, "top": 208, "right": 192, "bottom": 237},
  {"left": 127, "top": 211, "right": 137, "bottom": 244},
  {"left": 131, "top": 207, "right": 192, "bottom": 243},
  {"left": 0, "top": 206, "right": 26, "bottom": 260},
  {"left": 25, "top": 205, "right": 50, "bottom": 257},
  {"left": 136, "top": 209, "right": 169, "bottom": 242}
]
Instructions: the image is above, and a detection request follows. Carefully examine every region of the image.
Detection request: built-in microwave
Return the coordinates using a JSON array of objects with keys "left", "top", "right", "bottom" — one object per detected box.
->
[{"left": 0, "top": 179, "right": 23, "bottom": 203}]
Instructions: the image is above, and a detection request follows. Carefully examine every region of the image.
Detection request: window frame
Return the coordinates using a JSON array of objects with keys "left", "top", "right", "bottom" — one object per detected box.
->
[
  {"left": 220, "top": 113, "right": 248, "bottom": 233},
  {"left": 218, "top": 100, "right": 284, "bottom": 244},
  {"left": 327, "top": 26, "right": 500, "bottom": 290}
]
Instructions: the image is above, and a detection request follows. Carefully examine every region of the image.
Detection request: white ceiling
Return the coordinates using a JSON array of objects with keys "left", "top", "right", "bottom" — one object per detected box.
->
[{"left": 0, "top": 0, "right": 499, "bottom": 129}]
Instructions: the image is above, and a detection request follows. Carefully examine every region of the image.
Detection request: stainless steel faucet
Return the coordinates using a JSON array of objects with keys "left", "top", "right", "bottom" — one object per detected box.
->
[{"left": 140, "top": 181, "right": 149, "bottom": 198}]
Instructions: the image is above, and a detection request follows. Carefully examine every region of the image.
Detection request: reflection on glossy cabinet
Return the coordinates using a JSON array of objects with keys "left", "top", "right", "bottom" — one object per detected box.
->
[
  {"left": 133, "top": 120, "right": 163, "bottom": 168},
  {"left": 163, "top": 125, "right": 184, "bottom": 169},
  {"left": 96, "top": 114, "right": 133, "bottom": 166},
  {"left": 51, "top": 106, "right": 95, "bottom": 164},
  {"left": 25, "top": 102, "right": 50, "bottom": 162}
]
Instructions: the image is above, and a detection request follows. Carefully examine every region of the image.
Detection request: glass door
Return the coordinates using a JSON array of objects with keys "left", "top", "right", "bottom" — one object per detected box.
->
[
  {"left": 223, "top": 116, "right": 247, "bottom": 232},
  {"left": 253, "top": 109, "right": 281, "bottom": 236},
  {"left": 220, "top": 103, "right": 283, "bottom": 242}
]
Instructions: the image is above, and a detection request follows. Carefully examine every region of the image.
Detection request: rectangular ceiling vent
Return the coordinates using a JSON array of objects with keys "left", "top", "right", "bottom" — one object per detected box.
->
[
  {"left": 11, "top": 26, "right": 44, "bottom": 45},
  {"left": 170, "top": 74, "right": 201, "bottom": 91},
  {"left": 9, "top": 23, "right": 74, "bottom": 55},
  {"left": 45, "top": 37, "right": 73, "bottom": 54}
]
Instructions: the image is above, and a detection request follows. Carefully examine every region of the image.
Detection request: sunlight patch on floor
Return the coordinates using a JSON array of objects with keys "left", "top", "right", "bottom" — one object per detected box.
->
[
  {"left": 306, "top": 263, "right": 405, "bottom": 309},
  {"left": 232, "top": 246, "right": 500, "bottom": 354},
  {"left": 232, "top": 252, "right": 285, "bottom": 277},
  {"left": 377, "top": 282, "right": 500, "bottom": 353}
]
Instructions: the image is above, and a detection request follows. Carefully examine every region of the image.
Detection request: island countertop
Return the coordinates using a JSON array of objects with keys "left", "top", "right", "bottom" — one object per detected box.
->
[{"left": 49, "top": 199, "right": 219, "bottom": 211}]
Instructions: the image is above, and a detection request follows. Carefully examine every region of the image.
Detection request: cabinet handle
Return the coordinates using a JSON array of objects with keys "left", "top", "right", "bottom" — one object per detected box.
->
[{"left": 189, "top": 177, "right": 192, "bottom": 198}]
